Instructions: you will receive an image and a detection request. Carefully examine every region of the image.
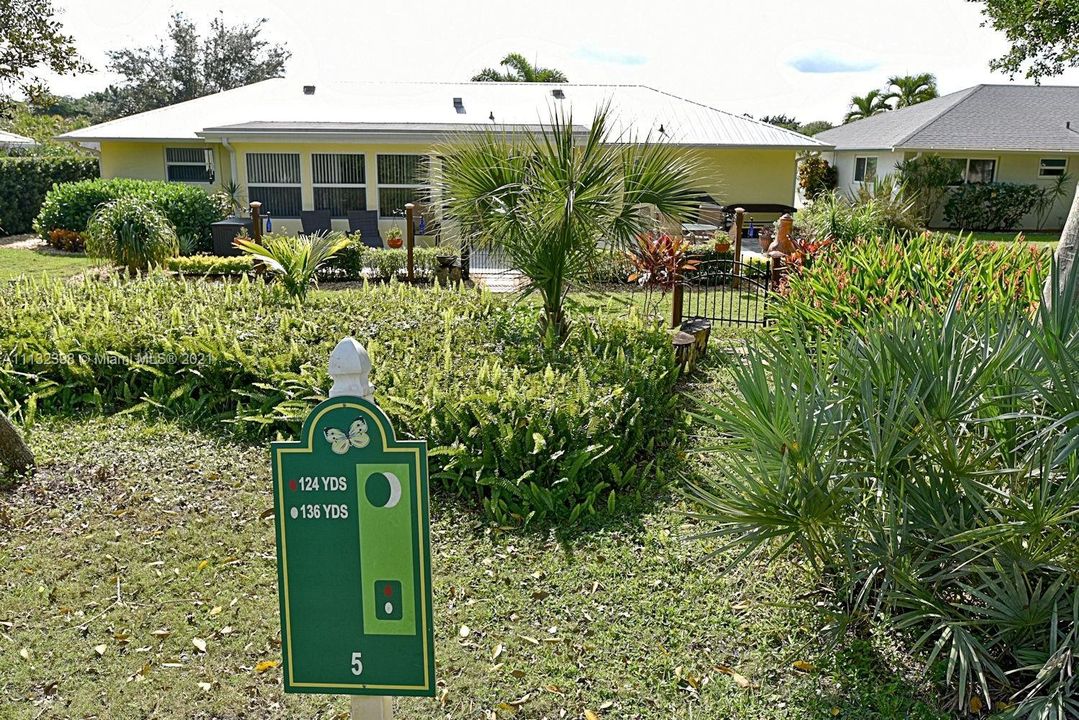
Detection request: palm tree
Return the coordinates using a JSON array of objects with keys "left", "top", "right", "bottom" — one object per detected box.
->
[
  {"left": 884, "top": 73, "right": 939, "bottom": 108},
  {"left": 471, "top": 53, "right": 568, "bottom": 83},
  {"left": 844, "top": 90, "right": 891, "bottom": 123},
  {"left": 438, "top": 105, "right": 701, "bottom": 339}
]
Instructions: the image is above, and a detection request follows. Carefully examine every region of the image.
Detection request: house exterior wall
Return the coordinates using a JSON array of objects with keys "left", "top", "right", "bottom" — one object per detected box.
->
[
  {"left": 827, "top": 149, "right": 1078, "bottom": 231},
  {"left": 97, "top": 140, "right": 803, "bottom": 239}
]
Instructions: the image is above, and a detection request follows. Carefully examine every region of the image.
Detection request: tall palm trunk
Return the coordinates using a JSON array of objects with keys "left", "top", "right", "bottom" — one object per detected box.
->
[{"left": 1045, "top": 184, "right": 1079, "bottom": 308}]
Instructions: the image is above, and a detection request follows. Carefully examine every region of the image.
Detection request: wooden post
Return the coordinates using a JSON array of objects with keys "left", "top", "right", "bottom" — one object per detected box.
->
[
  {"left": 671, "top": 282, "right": 684, "bottom": 328},
  {"left": 405, "top": 203, "right": 415, "bottom": 283},
  {"left": 250, "top": 202, "right": 263, "bottom": 243},
  {"left": 732, "top": 208, "right": 745, "bottom": 287}
]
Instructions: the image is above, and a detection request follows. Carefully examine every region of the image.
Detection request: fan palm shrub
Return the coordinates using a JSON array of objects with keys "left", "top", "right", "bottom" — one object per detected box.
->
[
  {"left": 234, "top": 232, "right": 351, "bottom": 301},
  {"left": 85, "top": 196, "right": 179, "bottom": 274},
  {"left": 687, "top": 265, "right": 1079, "bottom": 718},
  {"left": 438, "top": 105, "right": 702, "bottom": 339}
]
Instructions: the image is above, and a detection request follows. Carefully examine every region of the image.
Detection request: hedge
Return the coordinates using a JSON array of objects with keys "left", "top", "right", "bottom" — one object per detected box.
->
[
  {"left": 0, "top": 277, "right": 682, "bottom": 525},
  {"left": 0, "top": 156, "right": 99, "bottom": 235},
  {"left": 35, "top": 178, "right": 228, "bottom": 252}
]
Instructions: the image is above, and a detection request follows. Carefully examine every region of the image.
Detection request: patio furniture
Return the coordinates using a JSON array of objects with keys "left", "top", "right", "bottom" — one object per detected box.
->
[
  {"left": 300, "top": 210, "right": 332, "bottom": 236},
  {"left": 347, "top": 210, "right": 384, "bottom": 249}
]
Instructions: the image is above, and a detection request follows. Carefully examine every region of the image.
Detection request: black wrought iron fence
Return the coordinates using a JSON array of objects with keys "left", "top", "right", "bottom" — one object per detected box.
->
[{"left": 673, "top": 258, "right": 784, "bottom": 327}]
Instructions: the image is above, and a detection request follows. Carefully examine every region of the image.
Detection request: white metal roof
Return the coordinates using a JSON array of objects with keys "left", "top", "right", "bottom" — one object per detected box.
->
[
  {"left": 0, "top": 130, "right": 37, "bottom": 147},
  {"left": 58, "top": 79, "right": 828, "bottom": 149}
]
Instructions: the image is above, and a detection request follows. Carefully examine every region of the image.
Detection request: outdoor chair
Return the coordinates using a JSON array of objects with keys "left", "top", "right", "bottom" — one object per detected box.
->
[
  {"left": 300, "top": 210, "right": 332, "bottom": 236},
  {"left": 347, "top": 210, "right": 384, "bottom": 249}
]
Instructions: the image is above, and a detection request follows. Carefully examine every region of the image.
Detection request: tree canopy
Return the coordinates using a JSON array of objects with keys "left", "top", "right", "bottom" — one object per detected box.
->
[
  {"left": 844, "top": 90, "right": 891, "bottom": 123},
  {"left": 0, "top": 0, "right": 87, "bottom": 112},
  {"left": 89, "top": 12, "right": 290, "bottom": 119},
  {"left": 884, "top": 73, "right": 939, "bottom": 107},
  {"left": 970, "top": 0, "right": 1079, "bottom": 80},
  {"left": 472, "top": 53, "right": 568, "bottom": 83}
]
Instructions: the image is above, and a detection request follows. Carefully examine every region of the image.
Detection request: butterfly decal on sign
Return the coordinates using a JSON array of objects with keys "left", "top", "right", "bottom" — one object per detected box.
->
[{"left": 323, "top": 418, "right": 370, "bottom": 454}]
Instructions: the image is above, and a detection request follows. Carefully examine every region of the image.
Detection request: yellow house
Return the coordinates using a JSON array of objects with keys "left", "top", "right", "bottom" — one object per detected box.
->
[{"left": 60, "top": 80, "right": 828, "bottom": 241}]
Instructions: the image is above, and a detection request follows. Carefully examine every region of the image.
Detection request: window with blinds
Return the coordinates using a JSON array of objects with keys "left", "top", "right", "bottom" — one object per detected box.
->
[
  {"left": 312, "top": 153, "right": 366, "bottom": 217},
  {"left": 376, "top": 154, "right": 427, "bottom": 216},
  {"left": 166, "top": 147, "right": 214, "bottom": 184},
  {"left": 246, "top": 153, "right": 302, "bottom": 217}
]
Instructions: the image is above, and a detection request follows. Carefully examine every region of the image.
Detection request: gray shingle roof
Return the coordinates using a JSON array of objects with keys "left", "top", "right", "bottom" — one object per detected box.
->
[{"left": 816, "top": 85, "right": 1079, "bottom": 153}]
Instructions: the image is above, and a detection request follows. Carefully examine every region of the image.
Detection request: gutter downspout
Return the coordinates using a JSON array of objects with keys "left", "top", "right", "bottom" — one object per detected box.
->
[{"left": 220, "top": 137, "right": 238, "bottom": 189}]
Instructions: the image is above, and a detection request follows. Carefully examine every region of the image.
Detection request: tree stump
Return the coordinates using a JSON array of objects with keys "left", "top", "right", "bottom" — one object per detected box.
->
[
  {"left": 672, "top": 330, "right": 697, "bottom": 371},
  {"left": 0, "top": 411, "right": 34, "bottom": 476},
  {"left": 679, "top": 319, "right": 712, "bottom": 360}
]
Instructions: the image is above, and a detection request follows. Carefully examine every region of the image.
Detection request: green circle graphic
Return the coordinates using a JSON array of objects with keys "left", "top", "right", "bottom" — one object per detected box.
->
[{"left": 365, "top": 472, "right": 392, "bottom": 507}]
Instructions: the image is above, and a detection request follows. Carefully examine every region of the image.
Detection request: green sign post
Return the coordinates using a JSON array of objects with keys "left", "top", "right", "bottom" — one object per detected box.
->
[{"left": 271, "top": 338, "right": 435, "bottom": 716}]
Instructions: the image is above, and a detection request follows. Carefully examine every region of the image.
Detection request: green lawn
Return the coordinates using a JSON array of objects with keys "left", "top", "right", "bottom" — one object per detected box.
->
[
  {"left": 0, "top": 358, "right": 944, "bottom": 718},
  {"left": 0, "top": 249, "right": 94, "bottom": 282},
  {"left": 965, "top": 230, "right": 1060, "bottom": 247}
]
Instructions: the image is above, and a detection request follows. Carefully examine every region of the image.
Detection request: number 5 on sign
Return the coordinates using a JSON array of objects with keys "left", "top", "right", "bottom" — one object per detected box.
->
[{"left": 271, "top": 338, "right": 436, "bottom": 705}]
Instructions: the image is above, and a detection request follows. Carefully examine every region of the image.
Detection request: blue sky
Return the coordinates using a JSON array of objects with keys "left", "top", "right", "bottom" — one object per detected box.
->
[{"left": 44, "top": 0, "right": 1079, "bottom": 125}]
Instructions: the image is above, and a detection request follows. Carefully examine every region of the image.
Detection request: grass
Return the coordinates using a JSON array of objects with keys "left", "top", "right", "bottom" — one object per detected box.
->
[
  {"left": 0, "top": 248, "right": 94, "bottom": 282},
  {"left": 0, "top": 361, "right": 945, "bottom": 719},
  {"left": 965, "top": 230, "right": 1060, "bottom": 247}
]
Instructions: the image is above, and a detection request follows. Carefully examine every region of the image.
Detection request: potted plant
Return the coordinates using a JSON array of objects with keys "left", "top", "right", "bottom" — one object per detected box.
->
[
  {"left": 386, "top": 225, "right": 403, "bottom": 249},
  {"left": 712, "top": 229, "right": 731, "bottom": 254}
]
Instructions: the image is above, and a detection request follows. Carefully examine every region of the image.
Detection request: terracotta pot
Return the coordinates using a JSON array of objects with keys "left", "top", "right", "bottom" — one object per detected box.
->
[
  {"left": 388, "top": 237, "right": 403, "bottom": 249},
  {"left": 714, "top": 242, "right": 731, "bottom": 254}
]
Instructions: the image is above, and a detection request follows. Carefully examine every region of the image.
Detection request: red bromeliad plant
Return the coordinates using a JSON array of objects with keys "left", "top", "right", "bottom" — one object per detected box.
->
[{"left": 627, "top": 233, "right": 699, "bottom": 318}]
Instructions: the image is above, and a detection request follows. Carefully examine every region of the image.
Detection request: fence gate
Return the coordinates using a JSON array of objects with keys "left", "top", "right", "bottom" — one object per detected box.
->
[
  {"left": 672, "top": 258, "right": 784, "bottom": 328},
  {"left": 460, "top": 242, "right": 514, "bottom": 279}
]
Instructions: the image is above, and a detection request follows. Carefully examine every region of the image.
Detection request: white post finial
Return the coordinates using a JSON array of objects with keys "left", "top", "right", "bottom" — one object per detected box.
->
[{"left": 328, "top": 337, "right": 374, "bottom": 400}]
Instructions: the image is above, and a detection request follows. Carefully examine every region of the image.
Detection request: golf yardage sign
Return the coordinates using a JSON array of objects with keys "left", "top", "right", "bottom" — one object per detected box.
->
[{"left": 271, "top": 395, "right": 435, "bottom": 696}]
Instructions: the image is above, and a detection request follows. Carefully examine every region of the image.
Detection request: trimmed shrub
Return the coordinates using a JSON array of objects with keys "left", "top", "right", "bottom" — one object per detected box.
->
[
  {"left": 0, "top": 278, "right": 682, "bottom": 525},
  {"left": 688, "top": 274, "right": 1079, "bottom": 716},
  {"left": 85, "top": 197, "right": 179, "bottom": 274},
  {"left": 361, "top": 247, "right": 441, "bottom": 281},
  {"left": 797, "top": 181, "right": 920, "bottom": 244},
  {"left": 164, "top": 255, "right": 254, "bottom": 275},
  {"left": 0, "top": 156, "right": 98, "bottom": 235},
  {"left": 943, "top": 182, "right": 1043, "bottom": 231},
  {"left": 35, "top": 178, "right": 228, "bottom": 251},
  {"left": 776, "top": 232, "right": 1049, "bottom": 337}
]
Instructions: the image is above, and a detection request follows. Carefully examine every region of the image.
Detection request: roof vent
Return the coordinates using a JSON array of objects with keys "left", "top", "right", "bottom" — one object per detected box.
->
[
  {"left": 453, "top": 97, "right": 465, "bottom": 114},
  {"left": 551, "top": 88, "right": 565, "bottom": 100},
  {"left": 489, "top": 111, "right": 495, "bottom": 122},
  {"left": 303, "top": 85, "right": 316, "bottom": 96}
]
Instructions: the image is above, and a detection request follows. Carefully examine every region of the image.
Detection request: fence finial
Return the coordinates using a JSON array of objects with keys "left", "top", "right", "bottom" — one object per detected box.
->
[{"left": 329, "top": 337, "right": 374, "bottom": 400}]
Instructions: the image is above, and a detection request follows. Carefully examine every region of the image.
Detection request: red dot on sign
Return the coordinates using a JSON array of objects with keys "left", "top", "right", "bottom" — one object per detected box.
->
[
  {"left": 383, "top": 584, "right": 394, "bottom": 597},
  {"left": 289, "top": 480, "right": 297, "bottom": 492}
]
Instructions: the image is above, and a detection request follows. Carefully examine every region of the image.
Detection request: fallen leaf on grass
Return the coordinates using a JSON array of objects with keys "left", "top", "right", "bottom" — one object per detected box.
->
[
  {"left": 254, "top": 660, "right": 279, "bottom": 673},
  {"left": 19, "top": 648, "right": 30, "bottom": 661},
  {"left": 585, "top": 711, "right": 600, "bottom": 720},
  {"left": 509, "top": 669, "right": 526, "bottom": 679},
  {"left": 151, "top": 629, "right": 171, "bottom": 639},
  {"left": 93, "top": 644, "right": 107, "bottom": 656},
  {"left": 197, "top": 681, "right": 212, "bottom": 691},
  {"left": 192, "top": 637, "right": 207, "bottom": 653},
  {"left": 717, "top": 664, "right": 751, "bottom": 688},
  {"left": 792, "top": 660, "right": 814, "bottom": 673},
  {"left": 196, "top": 560, "right": 209, "bottom": 573},
  {"left": 491, "top": 643, "right": 503, "bottom": 661},
  {"left": 459, "top": 625, "right": 471, "bottom": 638}
]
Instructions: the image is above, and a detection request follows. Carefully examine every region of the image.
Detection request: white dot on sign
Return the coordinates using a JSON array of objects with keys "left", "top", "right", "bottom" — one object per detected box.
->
[
  {"left": 290, "top": 507, "right": 298, "bottom": 519},
  {"left": 384, "top": 602, "right": 393, "bottom": 614}
]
